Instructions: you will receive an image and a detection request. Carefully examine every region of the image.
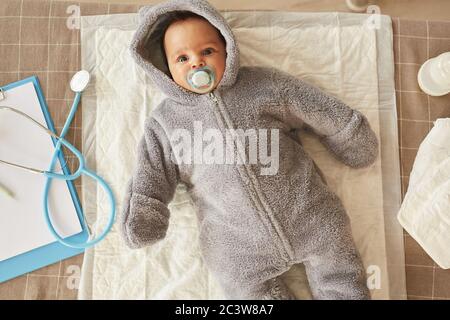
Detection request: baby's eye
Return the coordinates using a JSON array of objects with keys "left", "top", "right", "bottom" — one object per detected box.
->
[
  {"left": 202, "top": 48, "right": 214, "bottom": 56},
  {"left": 177, "top": 55, "right": 188, "bottom": 63}
]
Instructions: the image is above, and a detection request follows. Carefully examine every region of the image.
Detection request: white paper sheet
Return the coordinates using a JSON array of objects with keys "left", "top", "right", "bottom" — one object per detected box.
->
[{"left": 0, "top": 81, "right": 82, "bottom": 262}]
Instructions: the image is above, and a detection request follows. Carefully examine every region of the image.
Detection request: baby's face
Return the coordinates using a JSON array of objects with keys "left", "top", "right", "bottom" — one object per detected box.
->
[{"left": 163, "top": 17, "right": 226, "bottom": 94}]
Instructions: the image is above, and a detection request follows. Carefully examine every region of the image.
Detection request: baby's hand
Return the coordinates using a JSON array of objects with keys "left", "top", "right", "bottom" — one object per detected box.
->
[
  {"left": 320, "top": 110, "right": 378, "bottom": 168},
  {"left": 121, "top": 192, "right": 170, "bottom": 249}
]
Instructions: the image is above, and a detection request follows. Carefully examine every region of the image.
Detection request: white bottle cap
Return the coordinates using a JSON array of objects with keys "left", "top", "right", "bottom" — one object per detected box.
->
[{"left": 418, "top": 52, "right": 450, "bottom": 96}]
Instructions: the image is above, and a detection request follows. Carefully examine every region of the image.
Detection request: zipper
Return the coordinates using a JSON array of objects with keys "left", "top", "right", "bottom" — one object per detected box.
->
[
  {"left": 207, "top": 89, "right": 293, "bottom": 262},
  {"left": 209, "top": 91, "right": 218, "bottom": 103}
]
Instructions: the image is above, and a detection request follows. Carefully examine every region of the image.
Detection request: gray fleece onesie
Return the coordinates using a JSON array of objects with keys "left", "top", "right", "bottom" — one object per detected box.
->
[{"left": 120, "top": 0, "right": 378, "bottom": 300}]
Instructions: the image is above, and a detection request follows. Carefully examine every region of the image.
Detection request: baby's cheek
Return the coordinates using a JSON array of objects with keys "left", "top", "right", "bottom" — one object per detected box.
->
[
  {"left": 216, "top": 64, "right": 225, "bottom": 83},
  {"left": 172, "top": 71, "right": 186, "bottom": 86},
  {"left": 175, "top": 74, "right": 196, "bottom": 92},
  {"left": 217, "top": 56, "right": 226, "bottom": 77}
]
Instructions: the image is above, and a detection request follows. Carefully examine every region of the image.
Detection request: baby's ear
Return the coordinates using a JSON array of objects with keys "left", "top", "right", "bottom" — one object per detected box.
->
[{"left": 137, "top": 5, "right": 153, "bottom": 23}]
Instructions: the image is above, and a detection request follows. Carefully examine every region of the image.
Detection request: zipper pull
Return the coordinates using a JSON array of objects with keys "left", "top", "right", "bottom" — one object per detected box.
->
[{"left": 209, "top": 91, "right": 218, "bottom": 103}]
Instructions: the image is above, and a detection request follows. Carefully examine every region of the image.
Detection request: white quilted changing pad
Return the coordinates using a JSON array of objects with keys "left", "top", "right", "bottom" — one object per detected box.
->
[{"left": 79, "top": 11, "right": 406, "bottom": 299}]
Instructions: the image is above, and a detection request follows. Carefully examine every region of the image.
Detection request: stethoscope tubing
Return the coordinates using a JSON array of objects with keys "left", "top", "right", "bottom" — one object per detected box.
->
[
  {"left": 0, "top": 72, "right": 115, "bottom": 249},
  {"left": 42, "top": 91, "right": 116, "bottom": 249},
  {"left": 0, "top": 105, "right": 84, "bottom": 179}
]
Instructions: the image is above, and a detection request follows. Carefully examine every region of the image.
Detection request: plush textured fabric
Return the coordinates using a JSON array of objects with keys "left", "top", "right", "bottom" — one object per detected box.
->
[{"left": 120, "top": 0, "right": 378, "bottom": 300}]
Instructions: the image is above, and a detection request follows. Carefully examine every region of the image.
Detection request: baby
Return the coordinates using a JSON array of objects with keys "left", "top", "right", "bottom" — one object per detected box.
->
[
  {"left": 121, "top": 0, "right": 378, "bottom": 300},
  {"left": 161, "top": 10, "right": 226, "bottom": 94}
]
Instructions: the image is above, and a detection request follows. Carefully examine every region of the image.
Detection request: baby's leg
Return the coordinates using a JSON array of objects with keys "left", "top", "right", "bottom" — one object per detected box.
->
[
  {"left": 199, "top": 211, "right": 295, "bottom": 300},
  {"left": 220, "top": 277, "right": 296, "bottom": 300},
  {"left": 303, "top": 238, "right": 370, "bottom": 300}
]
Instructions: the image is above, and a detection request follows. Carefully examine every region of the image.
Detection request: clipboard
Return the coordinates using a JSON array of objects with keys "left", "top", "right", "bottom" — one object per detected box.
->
[{"left": 0, "top": 76, "right": 89, "bottom": 283}]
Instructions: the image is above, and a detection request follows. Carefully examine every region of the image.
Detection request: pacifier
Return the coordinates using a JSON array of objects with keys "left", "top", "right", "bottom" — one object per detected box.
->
[{"left": 186, "top": 66, "right": 216, "bottom": 94}]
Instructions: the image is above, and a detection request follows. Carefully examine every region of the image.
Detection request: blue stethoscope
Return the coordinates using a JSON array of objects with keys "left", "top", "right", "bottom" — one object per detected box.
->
[{"left": 0, "top": 71, "right": 116, "bottom": 249}]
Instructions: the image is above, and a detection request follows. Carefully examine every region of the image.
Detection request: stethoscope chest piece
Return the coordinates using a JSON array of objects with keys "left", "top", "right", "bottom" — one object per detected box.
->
[{"left": 70, "top": 70, "right": 90, "bottom": 93}]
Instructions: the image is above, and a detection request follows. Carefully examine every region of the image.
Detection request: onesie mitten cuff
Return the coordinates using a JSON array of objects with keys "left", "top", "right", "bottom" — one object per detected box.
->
[
  {"left": 320, "top": 110, "right": 379, "bottom": 168},
  {"left": 121, "top": 192, "right": 170, "bottom": 249}
]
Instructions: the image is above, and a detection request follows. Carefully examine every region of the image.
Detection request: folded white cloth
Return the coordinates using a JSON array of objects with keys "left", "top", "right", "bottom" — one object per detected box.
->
[{"left": 398, "top": 118, "right": 450, "bottom": 269}]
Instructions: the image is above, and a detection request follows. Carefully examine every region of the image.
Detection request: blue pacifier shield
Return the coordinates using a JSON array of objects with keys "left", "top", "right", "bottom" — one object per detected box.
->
[{"left": 187, "top": 66, "right": 216, "bottom": 94}]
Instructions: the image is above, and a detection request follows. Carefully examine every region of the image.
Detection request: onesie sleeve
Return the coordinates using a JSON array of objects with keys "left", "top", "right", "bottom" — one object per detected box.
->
[
  {"left": 120, "top": 117, "right": 179, "bottom": 249},
  {"left": 271, "top": 68, "right": 379, "bottom": 168}
]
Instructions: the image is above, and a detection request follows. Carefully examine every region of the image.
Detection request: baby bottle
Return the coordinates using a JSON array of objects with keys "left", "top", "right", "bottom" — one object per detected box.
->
[{"left": 418, "top": 52, "right": 450, "bottom": 96}]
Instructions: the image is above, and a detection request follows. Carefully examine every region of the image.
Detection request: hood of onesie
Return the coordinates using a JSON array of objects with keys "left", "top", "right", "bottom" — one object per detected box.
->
[{"left": 129, "top": 0, "right": 240, "bottom": 105}]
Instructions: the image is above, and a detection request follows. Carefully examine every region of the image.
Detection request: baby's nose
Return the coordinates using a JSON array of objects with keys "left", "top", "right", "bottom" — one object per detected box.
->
[{"left": 191, "top": 59, "right": 205, "bottom": 69}]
